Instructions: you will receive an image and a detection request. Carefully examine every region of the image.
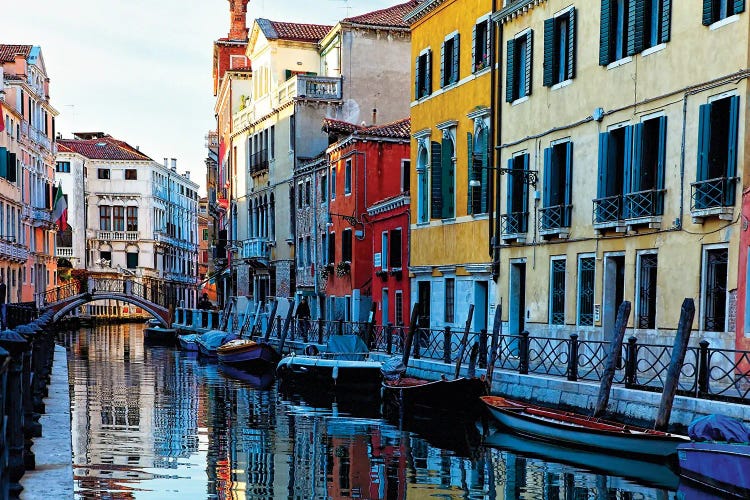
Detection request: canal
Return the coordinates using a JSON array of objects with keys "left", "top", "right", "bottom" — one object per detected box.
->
[{"left": 62, "top": 323, "right": 684, "bottom": 499}]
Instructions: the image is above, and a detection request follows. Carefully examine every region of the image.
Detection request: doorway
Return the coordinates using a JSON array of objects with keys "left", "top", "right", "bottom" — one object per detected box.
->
[
  {"left": 474, "top": 280, "right": 489, "bottom": 332},
  {"left": 417, "top": 281, "right": 431, "bottom": 329},
  {"left": 381, "top": 288, "right": 389, "bottom": 325},
  {"left": 603, "top": 254, "right": 625, "bottom": 338}
]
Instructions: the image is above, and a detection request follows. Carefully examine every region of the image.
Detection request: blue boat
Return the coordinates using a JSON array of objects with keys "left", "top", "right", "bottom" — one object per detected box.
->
[
  {"left": 178, "top": 333, "right": 201, "bottom": 352},
  {"left": 196, "top": 329, "right": 237, "bottom": 358}
]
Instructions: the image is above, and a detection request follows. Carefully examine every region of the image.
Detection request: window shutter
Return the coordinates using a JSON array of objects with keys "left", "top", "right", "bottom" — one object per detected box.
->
[
  {"left": 0, "top": 148, "right": 6, "bottom": 179},
  {"left": 568, "top": 8, "right": 577, "bottom": 80},
  {"left": 660, "top": 0, "right": 671, "bottom": 43},
  {"left": 543, "top": 147, "right": 552, "bottom": 207},
  {"left": 452, "top": 34, "right": 460, "bottom": 84},
  {"left": 415, "top": 56, "right": 420, "bottom": 99},
  {"left": 524, "top": 31, "right": 533, "bottom": 96},
  {"left": 440, "top": 41, "right": 445, "bottom": 87},
  {"left": 521, "top": 154, "right": 529, "bottom": 232},
  {"left": 600, "top": 0, "right": 612, "bottom": 66},
  {"left": 467, "top": 131, "right": 474, "bottom": 214},
  {"left": 623, "top": 126, "right": 633, "bottom": 202},
  {"left": 442, "top": 137, "right": 455, "bottom": 218},
  {"left": 702, "top": 0, "right": 713, "bottom": 26},
  {"left": 485, "top": 21, "right": 492, "bottom": 69},
  {"left": 597, "top": 132, "right": 608, "bottom": 198},
  {"left": 430, "top": 141, "right": 442, "bottom": 218},
  {"left": 656, "top": 116, "right": 667, "bottom": 214},
  {"left": 696, "top": 103, "right": 711, "bottom": 181},
  {"left": 727, "top": 95, "right": 740, "bottom": 182},
  {"left": 472, "top": 24, "right": 477, "bottom": 70},
  {"left": 735, "top": 0, "right": 746, "bottom": 15},
  {"left": 631, "top": 123, "right": 644, "bottom": 194},
  {"left": 506, "top": 39, "right": 516, "bottom": 102},
  {"left": 564, "top": 142, "right": 573, "bottom": 226},
  {"left": 506, "top": 158, "right": 514, "bottom": 215},
  {"left": 425, "top": 50, "right": 432, "bottom": 95},
  {"left": 7, "top": 153, "right": 16, "bottom": 182},
  {"left": 543, "top": 18, "right": 555, "bottom": 87},
  {"left": 627, "top": 0, "right": 645, "bottom": 56},
  {"left": 480, "top": 133, "right": 489, "bottom": 214}
]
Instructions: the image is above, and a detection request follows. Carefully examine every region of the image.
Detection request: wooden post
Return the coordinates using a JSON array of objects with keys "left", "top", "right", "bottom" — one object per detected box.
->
[
  {"left": 624, "top": 336, "right": 638, "bottom": 388},
  {"left": 317, "top": 318, "right": 325, "bottom": 345},
  {"left": 593, "top": 301, "right": 631, "bottom": 417},
  {"left": 365, "top": 302, "right": 378, "bottom": 349},
  {"left": 442, "top": 327, "right": 452, "bottom": 363},
  {"left": 486, "top": 304, "right": 502, "bottom": 385},
  {"left": 263, "top": 299, "right": 279, "bottom": 341},
  {"left": 454, "top": 304, "right": 475, "bottom": 379},
  {"left": 654, "top": 298, "right": 695, "bottom": 431},
  {"left": 467, "top": 343, "right": 480, "bottom": 379},
  {"left": 479, "top": 329, "right": 488, "bottom": 369},
  {"left": 278, "top": 298, "right": 295, "bottom": 354},
  {"left": 402, "top": 305, "right": 420, "bottom": 368}
]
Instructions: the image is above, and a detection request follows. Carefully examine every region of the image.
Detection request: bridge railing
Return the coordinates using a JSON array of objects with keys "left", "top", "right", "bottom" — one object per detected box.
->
[
  {"left": 173, "top": 308, "right": 221, "bottom": 331},
  {"left": 36, "top": 279, "right": 82, "bottom": 307}
]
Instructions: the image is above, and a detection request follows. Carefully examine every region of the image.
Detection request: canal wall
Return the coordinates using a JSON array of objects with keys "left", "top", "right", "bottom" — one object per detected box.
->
[{"left": 371, "top": 353, "right": 750, "bottom": 430}]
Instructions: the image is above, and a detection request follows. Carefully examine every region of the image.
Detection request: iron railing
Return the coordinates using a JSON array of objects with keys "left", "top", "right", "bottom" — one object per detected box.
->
[
  {"left": 691, "top": 176, "right": 737, "bottom": 211},
  {"left": 250, "top": 149, "right": 269, "bottom": 174},
  {"left": 593, "top": 194, "right": 622, "bottom": 223},
  {"left": 539, "top": 204, "right": 571, "bottom": 231},
  {"left": 500, "top": 211, "right": 528, "bottom": 236},
  {"left": 624, "top": 188, "right": 665, "bottom": 219}
]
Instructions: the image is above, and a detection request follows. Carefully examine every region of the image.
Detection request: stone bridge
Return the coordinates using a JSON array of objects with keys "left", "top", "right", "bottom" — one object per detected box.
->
[{"left": 38, "top": 278, "right": 172, "bottom": 326}]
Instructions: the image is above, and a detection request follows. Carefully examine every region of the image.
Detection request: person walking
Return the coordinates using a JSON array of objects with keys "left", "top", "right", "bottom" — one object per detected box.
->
[{"left": 295, "top": 297, "right": 311, "bottom": 341}]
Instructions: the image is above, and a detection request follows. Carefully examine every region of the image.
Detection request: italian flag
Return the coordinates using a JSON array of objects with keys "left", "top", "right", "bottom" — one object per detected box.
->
[{"left": 52, "top": 184, "right": 68, "bottom": 232}]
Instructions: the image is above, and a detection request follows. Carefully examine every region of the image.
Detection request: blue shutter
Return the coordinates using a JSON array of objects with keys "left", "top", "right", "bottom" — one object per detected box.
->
[
  {"left": 631, "top": 123, "right": 644, "bottom": 193},
  {"left": 627, "top": 0, "right": 645, "bottom": 56},
  {"left": 440, "top": 41, "right": 445, "bottom": 87},
  {"left": 506, "top": 157, "right": 514, "bottom": 215},
  {"left": 442, "top": 137, "right": 455, "bottom": 218},
  {"left": 564, "top": 142, "right": 574, "bottom": 226},
  {"left": 430, "top": 141, "right": 442, "bottom": 218},
  {"left": 702, "top": 0, "right": 713, "bottom": 26},
  {"left": 568, "top": 8, "right": 577, "bottom": 80},
  {"left": 0, "top": 148, "right": 7, "bottom": 179},
  {"left": 656, "top": 116, "right": 667, "bottom": 214},
  {"left": 727, "top": 96, "right": 740, "bottom": 205},
  {"left": 521, "top": 154, "right": 530, "bottom": 232},
  {"left": 481, "top": 138, "right": 489, "bottom": 213},
  {"left": 597, "top": 132, "right": 609, "bottom": 198},
  {"left": 543, "top": 18, "right": 555, "bottom": 87},
  {"left": 425, "top": 50, "right": 432, "bottom": 95},
  {"left": 543, "top": 147, "right": 552, "bottom": 207},
  {"left": 600, "top": 0, "right": 612, "bottom": 66},
  {"left": 524, "top": 30, "right": 533, "bottom": 97},
  {"left": 467, "top": 131, "right": 474, "bottom": 214},
  {"left": 623, "top": 125, "right": 633, "bottom": 199},
  {"left": 415, "top": 56, "right": 420, "bottom": 99},
  {"left": 660, "top": 0, "right": 671, "bottom": 43},
  {"left": 735, "top": 0, "right": 746, "bottom": 15},
  {"left": 697, "top": 103, "right": 711, "bottom": 181},
  {"left": 506, "top": 39, "right": 516, "bottom": 102},
  {"left": 472, "top": 24, "right": 477, "bottom": 71},
  {"left": 452, "top": 33, "right": 460, "bottom": 84}
]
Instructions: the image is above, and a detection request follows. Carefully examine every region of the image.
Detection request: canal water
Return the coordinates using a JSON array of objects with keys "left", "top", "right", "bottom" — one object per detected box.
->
[{"left": 63, "top": 323, "right": 686, "bottom": 499}]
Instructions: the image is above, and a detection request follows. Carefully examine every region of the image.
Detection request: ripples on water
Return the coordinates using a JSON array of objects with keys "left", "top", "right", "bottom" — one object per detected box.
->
[{"left": 63, "top": 324, "right": 683, "bottom": 499}]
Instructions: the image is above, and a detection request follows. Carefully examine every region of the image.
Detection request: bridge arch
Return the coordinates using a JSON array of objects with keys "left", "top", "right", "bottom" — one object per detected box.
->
[{"left": 50, "top": 293, "right": 170, "bottom": 327}]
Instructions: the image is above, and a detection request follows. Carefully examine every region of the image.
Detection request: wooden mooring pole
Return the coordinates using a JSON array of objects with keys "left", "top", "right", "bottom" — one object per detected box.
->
[
  {"left": 454, "top": 304, "right": 475, "bottom": 379},
  {"left": 402, "top": 304, "right": 420, "bottom": 368},
  {"left": 263, "top": 299, "right": 279, "bottom": 342},
  {"left": 277, "top": 298, "right": 295, "bottom": 354},
  {"left": 486, "top": 303, "right": 502, "bottom": 386},
  {"left": 593, "top": 301, "right": 631, "bottom": 417},
  {"left": 654, "top": 298, "right": 695, "bottom": 431}
]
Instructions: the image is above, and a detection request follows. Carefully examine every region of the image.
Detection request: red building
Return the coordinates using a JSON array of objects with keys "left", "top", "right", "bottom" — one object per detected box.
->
[
  {"left": 323, "top": 118, "right": 410, "bottom": 324},
  {"left": 737, "top": 187, "right": 750, "bottom": 370}
]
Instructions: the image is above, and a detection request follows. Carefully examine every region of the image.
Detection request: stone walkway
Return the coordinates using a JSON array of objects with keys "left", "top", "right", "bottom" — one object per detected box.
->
[{"left": 19, "top": 345, "right": 74, "bottom": 499}]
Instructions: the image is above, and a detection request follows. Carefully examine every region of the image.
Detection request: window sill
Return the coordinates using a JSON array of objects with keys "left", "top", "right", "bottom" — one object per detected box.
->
[
  {"left": 691, "top": 206, "right": 734, "bottom": 224},
  {"left": 606, "top": 56, "right": 632, "bottom": 70},
  {"left": 625, "top": 215, "right": 662, "bottom": 229},
  {"left": 511, "top": 95, "right": 529, "bottom": 106},
  {"left": 641, "top": 43, "right": 666, "bottom": 57},
  {"left": 539, "top": 227, "right": 569, "bottom": 239},
  {"left": 710, "top": 14, "right": 739, "bottom": 31},
  {"left": 441, "top": 81, "right": 458, "bottom": 91},
  {"left": 551, "top": 79, "right": 573, "bottom": 90},
  {"left": 500, "top": 233, "right": 527, "bottom": 244},
  {"left": 470, "top": 213, "right": 490, "bottom": 220},
  {"left": 593, "top": 220, "right": 627, "bottom": 233},
  {"left": 440, "top": 218, "right": 456, "bottom": 225},
  {"left": 472, "top": 66, "right": 491, "bottom": 76}
]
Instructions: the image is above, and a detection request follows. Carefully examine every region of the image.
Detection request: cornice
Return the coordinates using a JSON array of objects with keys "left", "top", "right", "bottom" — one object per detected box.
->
[
  {"left": 366, "top": 194, "right": 410, "bottom": 216},
  {"left": 404, "top": 0, "right": 449, "bottom": 25},
  {"left": 493, "top": 0, "right": 548, "bottom": 25}
]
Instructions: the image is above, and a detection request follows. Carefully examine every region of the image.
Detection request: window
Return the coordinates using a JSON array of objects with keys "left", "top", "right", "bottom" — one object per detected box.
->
[
  {"left": 694, "top": 95, "right": 740, "bottom": 209},
  {"left": 98, "top": 168, "right": 110, "bottom": 179},
  {"left": 577, "top": 256, "right": 595, "bottom": 326},
  {"left": 703, "top": 0, "right": 745, "bottom": 25},
  {"left": 99, "top": 205, "right": 111, "bottom": 230},
  {"left": 473, "top": 19, "right": 490, "bottom": 72},
  {"left": 321, "top": 233, "right": 327, "bottom": 264},
  {"left": 503, "top": 154, "right": 530, "bottom": 235},
  {"left": 289, "top": 115, "right": 296, "bottom": 151},
  {"left": 126, "top": 252, "right": 138, "bottom": 269},
  {"left": 595, "top": 125, "right": 632, "bottom": 223},
  {"left": 100, "top": 251, "right": 112, "bottom": 264},
  {"left": 202, "top": 228, "right": 209, "bottom": 240},
  {"left": 328, "top": 232, "right": 336, "bottom": 264},
  {"left": 628, "top": 116, "right": 667, "bottom": 217},
  {"left": 341, "top": 229, "right": 352, "bottom": 262},
  {"left": 297, "top": 183, "right": 303, "bottom": 209},
  {"left": 441, "top": 33, "right": 460, "bottom": 87},
  {"left": 600, "top": 0, "right": 630, "bottom": 65},
  {"left": 506, "top": 30, "right": 533, "bottom": 102},
  {"left": 417, "top": 146, "right": 429, "bottom": 223},
  {"left": 305, "top": 236, "right": 311, "bottom": 267},
  {"left": 636, "top": 252, "right": 658, "bottom": 329},
  {"left": 270, "top": 125, "right": 275, "bottom": 159},
  {"left": 542, "top": 141, "right": 573, "bottom": 229},
  {"left": 415, "top": 49, "right": 432, "bottom": 99},
  {"left": 468, "top": 126, "right": 489, "bottom": 215},
  {"left": 113, "top": 206, "right": 124, "bottom": 231},
  {"left": 56, "top": 161, "right": 70, "bottom": 173},
  {"left": 331, "top": 167, "right": 337, "bottom": 200},
  {"left": 305, "top": 180, "right": 311, "bottom": 205},
  {"left": 321, "top": 174, "right": 327, "bottom": 201},
  {"left": 389, "top": 229, "right": 402, "bottom": 268},
  {"left": 125, "top": 169, "right": 137, "bottom": 180},
  {"left": 544, "top": 8, "right": 576, "bottom": 86},
  {"left": 550, "top": 258, "right": 566, "bottom": 325},
  {"left": 445, "top": 278, "right": 455, "bottom": 323},
  {"left": 381, "top": 232, "right": 388, "bottom": 269},
  {"left": 431, "top": 135, "right": 455, "bottom": 219},
  {"left": 703, "top": 247, "right": 728, "bottom": 331},
  {"left": 401, "top": 160, "right": 411, "bottom": 192},
  {"left": 297, "top": 237, "right": 303, "bottom": 267},
  {"left": 126, "top": 207, "right": 138, "bottom": 232},
  {"left": 344, "top": 159, "right": 352, "bottom": 195},
  {"left": 644, "top": 0, "right": 670, "bottom": 48},
  {"left": 395, "top": 291, "right": 404, "bottom": 326}
]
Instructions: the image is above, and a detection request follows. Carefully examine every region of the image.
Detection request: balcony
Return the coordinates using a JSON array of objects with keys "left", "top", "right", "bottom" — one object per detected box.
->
[
  {"left": 96, "top": 230, "right": 140, "bottom": 241},
  {"left": 690, "top": 177, "right": 737, "bottom": 223},
  {"left": 278, "top": 74, "right": 342, "bottom": 105},
  {"left": 624, "top": 189, "right": 665, "bottom": 228},
  {"left": 249, "top": 149, "right": 269, "bottom": 175},
  {"left": 56, "top": 247, "right": 73, "bottom": 258},
  {"left": 241, "top": 238, "right": 271, "bottom": 261},
  {"left": 0, "top": 241, "right": 28, "bottom": 262},
  {"left": 500, "top": 212, "right": 529, "bottom": 243},
  {"left": 592, "top": 195, "right": 626, "bottom": 232},
  {"left": 539, "top": 204, "right": 572, "bottom": 239},
  {"left": 32, "top": 207, "right": 53, "bottom": 228}
]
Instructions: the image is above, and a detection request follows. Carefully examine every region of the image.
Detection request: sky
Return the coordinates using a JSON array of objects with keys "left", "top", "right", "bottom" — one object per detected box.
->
[{"left": 5, "top": 0, "right": 397, "bottom": 195}]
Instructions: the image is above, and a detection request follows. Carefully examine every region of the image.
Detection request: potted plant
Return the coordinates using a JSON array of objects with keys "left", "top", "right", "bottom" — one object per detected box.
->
[
  {"left": 389, "top": 267, "right": 403, "bottom": 280},
  {"left": 376, "top": 269, "right": 388, "bottom": 280},
  {"left": 319, "top": 266, "right": 330, "bottom": 281},
  {"left": 335, "top": 261, "right": 351, "bottom": 277}
]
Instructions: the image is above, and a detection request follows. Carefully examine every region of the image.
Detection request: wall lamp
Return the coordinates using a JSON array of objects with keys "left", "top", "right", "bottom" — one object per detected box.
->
[{"left": 469, "top": 162, "right": 538, "bottom": 189}]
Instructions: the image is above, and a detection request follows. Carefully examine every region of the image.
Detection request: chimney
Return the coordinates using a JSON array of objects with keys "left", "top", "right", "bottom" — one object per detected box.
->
[
  {"left": 164, "top": 158, "right": 169, "bottom": 168},
  {"left": 228, "top": 0, "right": 250, "bottom": 40},
  {"left": 171, "top": 158, "right": 177, "bottom": 171},
  {"left": 184, "top": 171, "right": 190, "bottom": 179},
  {"left": 372, "top": 108, "right": 377, "bottom": 125}
]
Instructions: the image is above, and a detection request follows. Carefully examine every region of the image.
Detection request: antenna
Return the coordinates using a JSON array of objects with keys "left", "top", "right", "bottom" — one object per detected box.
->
[{"left": 329, "top": 0, "right": 352, "bottom": 17}]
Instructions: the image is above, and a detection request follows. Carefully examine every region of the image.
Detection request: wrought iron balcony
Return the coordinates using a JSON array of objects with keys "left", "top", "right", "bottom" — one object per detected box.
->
[
  {"left": 500, "top": 211, "right": 529, "bottom": 241},
  {"left": 624, "top": 189, "right": 665, "bottom": 219},
  {"left": 241, "top": 238, "right": 271, "bottom": 260},
  {"left": 539, "top": 204, "right": 572, "bottom": 232},
  {"left": 691, "top": 177, "right": 736, "bottom": 212},
  {"left": 250, "top": 149, "right": 269, "bottom": 174},
  {"left": 97, "top": 230, "right": 139, "bottom": 241},
  {"left": 592, "top": 194, "right": 623, "bottom": 225}
]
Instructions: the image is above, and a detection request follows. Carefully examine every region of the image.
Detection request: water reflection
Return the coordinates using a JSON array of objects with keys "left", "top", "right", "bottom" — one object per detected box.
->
[{"left": 65, "top": 324, "right": 681, "bottom": 499}]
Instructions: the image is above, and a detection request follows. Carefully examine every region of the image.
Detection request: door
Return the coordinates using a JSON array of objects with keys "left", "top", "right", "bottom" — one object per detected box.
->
[
  {"left": 509, "top": 263, "right": 526, "bottom": 355},
  {"left": 381, "top": 289, "right": 389, "bottom": 325},
  {"left": 474, "top": 281, "right": 489, "bottom": 332},
  {"left": 417, "top": 281, "right": 431, "bottom": 328},
  {"left": 603, "top": 255, "right": 625, "bottom": 338}
]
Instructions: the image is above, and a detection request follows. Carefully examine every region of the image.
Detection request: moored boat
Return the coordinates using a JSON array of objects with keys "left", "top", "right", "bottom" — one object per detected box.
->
[
  {"left": 143, "top": 326, "right": 178, "bottom": 344},
  {"left": 178, "top": 333, "right": 201, "bottom": 352},
  {"left": 677, "top": 441, "right": 750, "bottom": 497},
  {"left": 196, "top": 329, "right": 237, "bottom": 358},
  {"left": 217, "top": 338, "right": 280, "bottom": 371},
  {"left": 382, "top": 374, "right": 487, "bottom": 415},
  {"left": 481, "top": 396, "right": 690, "bottom": 460}
]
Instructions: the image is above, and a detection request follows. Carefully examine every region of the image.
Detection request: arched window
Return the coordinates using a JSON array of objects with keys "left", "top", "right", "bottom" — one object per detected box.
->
[{"left": 417, "top": 144, "right": 429, "bottom": 223}]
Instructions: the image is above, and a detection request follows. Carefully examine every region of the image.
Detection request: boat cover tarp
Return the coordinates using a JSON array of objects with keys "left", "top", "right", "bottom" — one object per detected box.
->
[
  {"left": 325, "top": 334, "right": 369, "bottom": 361},
  {"left": 688, "top": 414, "right": 750, "bottom": 443},
  {"left": 381, "top": 356, "right": 406, "bottom": 381},
  {"left": 197, "top": 330, "right": 237, "bottom": 351}
]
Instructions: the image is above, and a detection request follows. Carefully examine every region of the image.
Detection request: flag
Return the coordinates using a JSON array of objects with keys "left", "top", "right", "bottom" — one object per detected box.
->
[{"left": 52, "top": 184, "right": 68, "bottom": 232}]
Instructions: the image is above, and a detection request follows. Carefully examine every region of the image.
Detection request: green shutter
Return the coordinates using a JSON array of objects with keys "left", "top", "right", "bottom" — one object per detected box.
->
[
  {"left": 506, "top": 157, "right": 514, "bottom": 215},
  {"left": 702, "top": 0, "right": 713, "bottom": 26},
  {"left": 600, "top": 0, "right": 612, "bottom": 66},
  {"left": 628, "top": 0, "right": 646, "bottom": 56},
  {"left": 430, "top": 141, "right": 442, "bottom": 218},
  {"left": 568, "top": 8, "right": 577, "bottom": 80},
  {"left": 485, "top": 21, "right": 492, "bottom": 70},
  {"left": 735, "top": 0, "right": 746, "bottom": 15},
  {"left": 632, "top": 123, "right": 644, "bottom": 194},
  {"left": 697, "top": 103, "right": 711, "bottom": 181},
  {"left": 472, "top": 24, "right": 477, "bottom": 70},
  {"left": 660, "top": 0, "right": 671, "bottom": 43},
  {"left": 467, "top": 131, "right": 474, "bottom": 214},
  {"left": 597, "top": 132, "right": 609, "bottom": 198},
  {"left": 452, "top": 34, "right": 460, "bottom": 84},
  {"left": 425, "top": 50, "right": 432, "bottom": 95},
  {"left": 656, "top": 116, "right": 667, "bottom": 214},
  {"left": 727, "top": 96, "right": 740, "bottom": 179},
  {"left": 521, "top": 154, "right": 529, "bottom": 232},
  {"left": 440, "top": 41, "right": 445, "bottom": 87},
  {"left": 623, "top": 126, "right": 633, "bottom": 200},
  {"left": 506, "top": 39, "right": 516, "bottom": 102},
  {"left": 0, "top": 148, "right": 6, "bottom": 179},
  {"left": 442, "top": 137, "right": 455, "bottom": 218},
  {"left": 524, "top": 30, "right": 533, "bottom": 96},
  {"left": 7, "top": 152, "right": 16, "bottom": 182},
  {"left": 480, "top": 139, "right": 489, "bottom": 214},
  {"left": 543, "top": 18, "right": 555, "bottom": 87},
  {"left": 564, "top": 142, "right": 573, "bottom": 226},
  {"left": 543, "top": 147, "right": 552, "bottom": 207},
  {"left": 415, "top": 56, "right": 420, "bottom": 99}
]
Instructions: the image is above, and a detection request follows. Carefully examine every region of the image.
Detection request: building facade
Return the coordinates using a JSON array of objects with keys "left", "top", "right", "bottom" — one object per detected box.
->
[
  {"left": 406, "top": 0, "right": 496, "bottom": 334},
  {"left": 491, "top": 1, "right": 747, "bottom": 349}
]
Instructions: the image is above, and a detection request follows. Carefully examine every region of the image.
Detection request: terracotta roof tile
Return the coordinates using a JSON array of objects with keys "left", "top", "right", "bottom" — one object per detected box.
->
[
  {"left": 344, "top": 1, "right": 421, "bottom": 28},
  {"left": 322, "top": 117, "right": 362, "bottom": 135},
  {"left": 57, "top": 136, "right": 153, "bottom": 161},
  {"left": 0, "top": 45, "right": 32, "bottom": 63},
  {"left": 258, "top": 18, "right": 332, "bottom": 42},
  {"left": 360, "top": 117, "right": 410, "bottom": 139}
]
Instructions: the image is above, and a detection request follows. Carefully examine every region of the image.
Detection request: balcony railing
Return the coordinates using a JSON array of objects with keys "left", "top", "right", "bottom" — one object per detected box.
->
[
  {"left": 593, "top": 194, "right": 623, "bottom": 224},
  {"left": 539, "top": 204, "right": 572, "bottom": 231},
  {"left": 250, "top": 149, "right": 269, "bottom": 174},
  {"left": 624, "top": 189, "right": 665, "bottom": 219},
  {"left": 500, "top": 211, "right": 529, "bottom": 237},
  {"left": 56, "top": 247, "right": 73, "bottom": 258},
  {"left": 0, "top": 241, "right": 28, "bottom": 261},
  {"left": 297, "top": 75, "right": 342, "bottom": 100},
  {"left": 96, "top": 230, "right": 139, "bottom": 241},
  {"left": 691, "top": 177, "right": 737, "bottom": 211},
  {"left": 241, "top": 238, "right": 271, "bottom": 260}
]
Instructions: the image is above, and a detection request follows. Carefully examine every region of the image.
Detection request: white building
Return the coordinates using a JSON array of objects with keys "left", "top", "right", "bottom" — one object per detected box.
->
[{"left": 56, "top": 132, "right": 200, "bottom": 309}]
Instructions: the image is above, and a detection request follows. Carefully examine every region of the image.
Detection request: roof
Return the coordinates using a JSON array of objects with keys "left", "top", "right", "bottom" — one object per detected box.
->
[
  {"left": 322, "top": 117, "right": 362, "bottom": 135},
  {"left": 343, "top": 1, "right": 421, "bottom": 29},
  {"left": 0, "top": 45, "right": 32, "bottom": 63},
  {"left": 324, "top": 117, "right": 411, "bottom": 141},
  {"left": 57, "top": 135, "right": 153, "bottom": 161},
  {"left": 256, "top": 18, "right": 332, "bottom": 42}
]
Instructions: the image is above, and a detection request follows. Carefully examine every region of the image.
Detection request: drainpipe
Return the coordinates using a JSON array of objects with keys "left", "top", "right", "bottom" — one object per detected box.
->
[{"left": 491, "top": 3, "right": 503, "bottom": 281}]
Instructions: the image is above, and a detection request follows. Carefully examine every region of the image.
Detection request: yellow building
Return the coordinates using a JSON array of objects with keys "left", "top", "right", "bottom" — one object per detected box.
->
[
  {"left": 406, "top": 0, "right": 496, "bottom": 332},
  {"left": 492, "top": 1, "right": 747, "bottom": 349}
]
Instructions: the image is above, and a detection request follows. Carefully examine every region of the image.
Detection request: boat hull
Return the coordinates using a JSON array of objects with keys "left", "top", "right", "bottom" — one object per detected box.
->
[
  {"left": 277, "top": 355, "right": 382, "bottom": 389},
  {"left": 481, "top": 396, "right": 689, "bottom": 460},
  {"left": 178, "top": 334, "right": 200, "bottom": 352},
  {"left": 143, "top": 327, "right": 177, "bottom": 344},
  {"left": 382, "top": 376, "right": 487, "bottom": 415},
  {"left": 677, "top": 441, "right": 750, "bottom": 497},
  {"left": 217, "top": 342, "right": 281, "bottom": 371}
]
